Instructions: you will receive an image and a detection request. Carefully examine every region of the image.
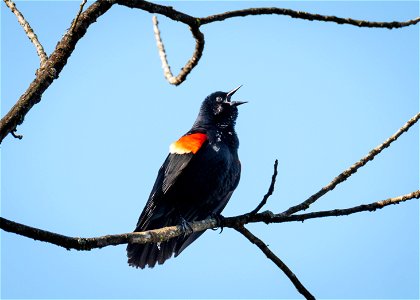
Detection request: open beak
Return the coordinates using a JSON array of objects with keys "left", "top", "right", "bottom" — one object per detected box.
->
[{"left": 226, "top": 85, "right": 247, "bottom": 106}]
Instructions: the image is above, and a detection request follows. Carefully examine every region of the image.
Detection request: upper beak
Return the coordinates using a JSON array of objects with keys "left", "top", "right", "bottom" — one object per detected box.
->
[
  {"left": 226, "top": 85, "right": 247, "bottom": 106},
  {"left": 226, "top": 85, "right": 242, "bottom": 99}
]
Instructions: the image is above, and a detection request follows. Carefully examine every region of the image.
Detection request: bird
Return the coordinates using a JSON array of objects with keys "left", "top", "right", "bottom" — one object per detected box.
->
[{"left": 126, "top": 86, "right": 246, "bottom": 268}]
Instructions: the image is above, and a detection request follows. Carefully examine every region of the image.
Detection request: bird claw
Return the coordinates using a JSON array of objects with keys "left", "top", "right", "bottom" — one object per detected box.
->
[
  {"left": 179, "top": 217, "right": 193, "bottom": 237},
  {"left": 210, "top": 213, "right": 225, "bottom": 234}
]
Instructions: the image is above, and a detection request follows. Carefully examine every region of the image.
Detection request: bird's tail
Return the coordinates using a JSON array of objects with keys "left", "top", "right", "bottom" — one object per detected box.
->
[
  {"left": 126, "top": 231, "right": 204, "bottom": 268},
  {"left": 127, "top": 239, "right": 176, "bottom": 269}
]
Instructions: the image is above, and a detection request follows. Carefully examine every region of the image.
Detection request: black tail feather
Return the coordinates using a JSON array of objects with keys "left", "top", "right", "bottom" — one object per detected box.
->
[
  {"left": 127, "top": 230, "right": 207, "bottom": 268},
  {"left": 127, "top": 236, "right": 187, "bottom": 268}
]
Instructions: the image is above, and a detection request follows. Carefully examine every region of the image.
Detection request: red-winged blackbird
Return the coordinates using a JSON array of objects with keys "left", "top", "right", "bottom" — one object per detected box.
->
[{"left": 127, "top": 86, "right": 245, "bottom": 268}]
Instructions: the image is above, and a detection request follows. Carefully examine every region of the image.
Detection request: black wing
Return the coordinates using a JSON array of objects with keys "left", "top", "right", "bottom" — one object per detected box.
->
[{"left": 134, "top": 151, "right": 195, "bottom": 230}]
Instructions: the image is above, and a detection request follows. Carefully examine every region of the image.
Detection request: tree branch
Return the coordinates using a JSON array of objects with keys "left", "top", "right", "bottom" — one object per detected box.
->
[
  {"left": 278, "top": 190, "right": 420, "bottom": 223},
  {"left": 3, "top": 0, "right": 48, "bottom": 66},
  {"left": 250, "top": 159, "right": 278, "bottom": 215},
  {"left": 152, "top": 16, "right": 174, "bottom": 82},
  {"left": 280, "top": 112, "right": 420, "bottom": 216},
  {"left": 0, "top": 216, "right": 217, "bottom": 251},
  {"left": 200, "top": 7, "right": 420, "bottom": 29},
  {"left": 2, "top": 190, "right": 418, "bottom": 250},
  {"left": 70, "top": 0, "right": 87, "bottom": 33},
  {"left": 235, "top": 225, "right": 315, "bottom": 300},
  {"left": 115, "top": 0, "right": 197, "bottom": 26},
  {"left": 152, "top": 15, "right": 204, "bottom": 85}
]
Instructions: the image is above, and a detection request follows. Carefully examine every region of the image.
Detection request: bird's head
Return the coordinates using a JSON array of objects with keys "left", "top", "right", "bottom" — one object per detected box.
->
[{"left": 194, "top": 86, "right": 246, "bottom": 130}]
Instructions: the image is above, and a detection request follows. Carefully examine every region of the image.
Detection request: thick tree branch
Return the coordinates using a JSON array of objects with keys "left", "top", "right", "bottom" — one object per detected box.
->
[
  {"left": 0, "top": 216, "right": 217, "bottom": 251},
  {"left": 3, "top": 0, "right": 48, "bottom": 66},
  {"left": 200, "top": 7, "right": 420, "bottom": 29},
  {"left": 2, "top": 190, "right": 418, "bottom": 250},
  {"left": 236, "top": 225, "right": 315, "bottom": 300},
  {"left": 280, "top": 112, "right": 420, "bottom": 216}
]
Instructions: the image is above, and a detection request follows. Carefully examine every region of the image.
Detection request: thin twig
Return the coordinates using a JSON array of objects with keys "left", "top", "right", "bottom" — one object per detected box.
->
[
  {"left": 70, "top": 0, "right": 88, "bottom": 33},
  {"left": 152, "top": 16, "right": 174, "bottom": 83},
  {"left": 178, "top": 25, "right": 205, "bottom": 85},
  {"left": 2, "top": 191, "right": 418, "bottom": 250},
  {"left": 3, "top": 0, "right": 48, "bottom": 66},
  {"left": 11, "top": 128, "right": 23, "bottom": 140},
  {"left": 250, "top": 159, "right": 278, "bottom": 214},
  {"left": 279, "top": 190, "right": 420, "bottom": 223},
  {"left": 235, "top": 225, "right": 315, "bottom": 300},
  {"left": 152, "top": 15, "right": 204, "bottom": 85},
  {"left": 280, "top": 112, "right": 420, "bottom": 216},
  {"left": 200, "top": 7, "right": 420, "bottom": 29}
]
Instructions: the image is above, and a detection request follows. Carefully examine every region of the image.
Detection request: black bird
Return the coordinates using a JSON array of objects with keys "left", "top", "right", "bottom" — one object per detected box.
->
[{"left": 127, "top": 86, "right": 245, "bottom": 268}]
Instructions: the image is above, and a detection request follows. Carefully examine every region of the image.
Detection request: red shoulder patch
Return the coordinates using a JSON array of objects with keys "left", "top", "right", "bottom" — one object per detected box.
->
[{"left": 169, "top": 133, "right": 207, "bottom": 154}]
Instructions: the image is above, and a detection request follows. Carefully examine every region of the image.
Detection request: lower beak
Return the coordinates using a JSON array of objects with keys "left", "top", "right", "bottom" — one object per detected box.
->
[{"left": 231, "top": 101, "right": 247, "bottom": 107}]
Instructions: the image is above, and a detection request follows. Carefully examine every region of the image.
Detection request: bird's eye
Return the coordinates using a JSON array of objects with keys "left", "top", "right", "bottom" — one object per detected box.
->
[{"left": 216, "top": 96, "right": 223, "bottom": 103}]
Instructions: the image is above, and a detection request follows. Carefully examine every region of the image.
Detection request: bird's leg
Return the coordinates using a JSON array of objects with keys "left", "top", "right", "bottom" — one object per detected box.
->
[
  {"left": 179, "top": 216, "right": 193, "bottom": 237},
  {"left": 210, "top": 213, "right": 226, "bottom": 234}
]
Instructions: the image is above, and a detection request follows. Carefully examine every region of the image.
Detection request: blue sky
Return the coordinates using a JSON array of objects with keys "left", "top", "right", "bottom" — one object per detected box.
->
[{"left": 1, "top": 1, "right": 419, "bottom": 299}]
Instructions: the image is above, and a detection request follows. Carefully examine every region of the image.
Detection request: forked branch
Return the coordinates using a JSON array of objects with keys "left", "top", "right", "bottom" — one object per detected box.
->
[
  {"left": 152, "top": 15, "right": 204, "bottom": 85},
  {"left": 70, "top": 0, "right": 88, "bottom": 33},
  {"left": 279, "top": 190, "right": 420, "bottom": 223},
  {"left": 281, "top": 112, "right": 420, "bottom": 216}
]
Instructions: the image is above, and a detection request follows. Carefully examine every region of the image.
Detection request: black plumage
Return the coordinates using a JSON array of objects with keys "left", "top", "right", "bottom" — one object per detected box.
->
[{"left": 127, "top": 86, "right": 245, "bottom": 268}]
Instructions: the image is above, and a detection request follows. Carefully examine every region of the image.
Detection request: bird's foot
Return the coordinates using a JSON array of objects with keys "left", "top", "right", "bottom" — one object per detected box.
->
[
  {"left": 179, "top": 217, "right": 193, "bottom": 237},
  {"left": 210, "top": 213, "right": 225, "bottom": 234}
]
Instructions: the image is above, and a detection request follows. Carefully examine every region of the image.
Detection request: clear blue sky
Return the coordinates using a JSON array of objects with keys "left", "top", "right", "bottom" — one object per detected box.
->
[{"left": 1, "top": 1, "right": 419, "bottom": 299}]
